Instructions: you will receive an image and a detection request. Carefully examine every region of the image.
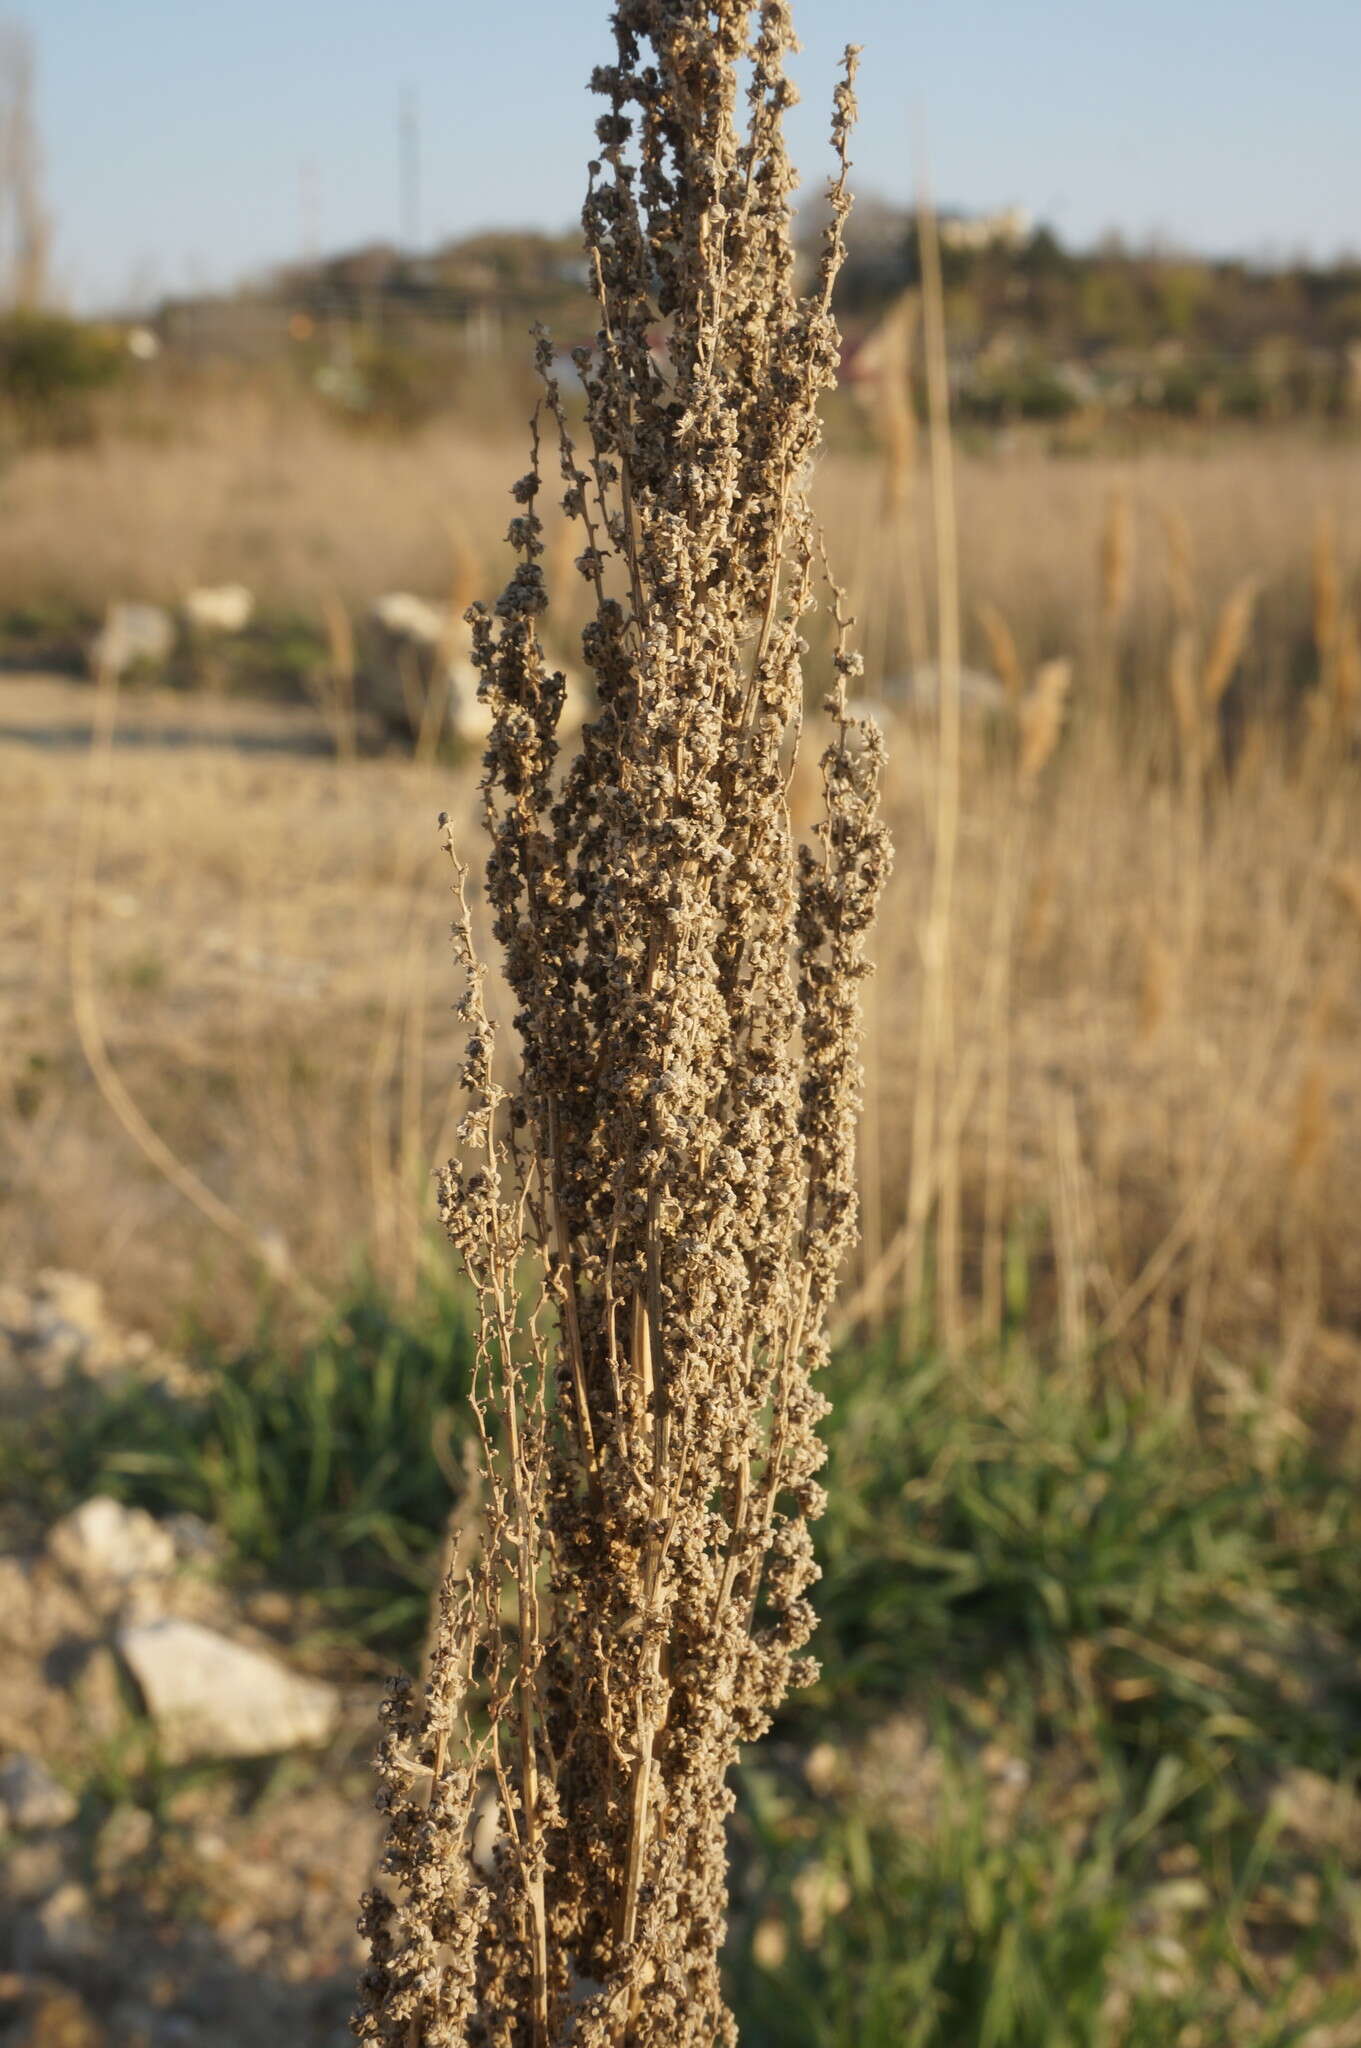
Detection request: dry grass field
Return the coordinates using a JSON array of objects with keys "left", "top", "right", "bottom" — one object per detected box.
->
[
  {"left": 4, "top": 385, "right": 1360, "bottom": 656},
  {"left": 3, "top": 407, "right": 1359, "bottom": 1406}
]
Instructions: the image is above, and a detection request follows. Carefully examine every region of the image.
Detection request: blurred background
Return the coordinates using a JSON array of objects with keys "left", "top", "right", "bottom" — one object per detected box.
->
[{"left": 2, "top": 4, "right": 1361, "bottom": 2044}]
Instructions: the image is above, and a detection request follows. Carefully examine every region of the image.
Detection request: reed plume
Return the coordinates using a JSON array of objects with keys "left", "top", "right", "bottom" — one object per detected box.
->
[
  {"left": 1161, "top": 507, "right": 1197, "bottom": 629},
  {"left": 1312, "top": 510, "right": 1340, "bottom": 674},
  {"left": 1100, "top": 486, "right": 1133, "bottom": 630},
  {"left": 1201, "top": 577, "right": 1258, "bottom": 714},
  {"left": 354, "top": 8, "right": 886, "bottom": 2045},
  {"left": 976, "top": 596, "right": 1024, "bottom": 703}
]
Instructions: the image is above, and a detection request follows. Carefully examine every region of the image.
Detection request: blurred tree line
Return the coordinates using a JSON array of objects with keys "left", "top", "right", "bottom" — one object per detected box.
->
[{"left": 822, "top": 199, "right": 1361, "bottom": 427}]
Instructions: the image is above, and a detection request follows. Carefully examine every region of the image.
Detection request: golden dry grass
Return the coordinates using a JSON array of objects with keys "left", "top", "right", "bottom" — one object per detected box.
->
[
  {"left": 2, "top": 412, "right": 1360, "bottom": 1413},
  {"left": 4, "top": 387, "right": 1358, "bottom": 649},
  {"left": 1, "top": 675, "right": 481, "bottom": 1326},
  {"left": 0, "top": 390, "right": 517, "bottom": 618}
]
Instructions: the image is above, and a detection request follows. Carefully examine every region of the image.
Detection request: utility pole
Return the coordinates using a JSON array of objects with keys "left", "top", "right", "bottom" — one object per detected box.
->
[
  {"left": 299, "top": 156, "right": 321, "bottom": 268},
  {"left": 399, "top": 85, "right": 420, "bottom": 254},
  {"left": 0, "top": 19, "right": 49, "bottom": 309}
]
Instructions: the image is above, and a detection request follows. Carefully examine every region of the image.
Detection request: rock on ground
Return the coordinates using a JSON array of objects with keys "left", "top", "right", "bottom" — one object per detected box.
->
[
  {"left": 116, "top": 1619, "right": 340, "bottom": 1762},
  {"left": 0, "top": 1270, "right": 196, "bottom": 1412},
  {"left": 47, "top": 1499, "right": 176, "bottom": 1592},
  {"left": 0, "top": 1974, "right": 107, "bottom": 2047},
  {"left": 89, "top": 601, "right": 175, "bottom": 678},
  {"left": 0, "top": 1755, "right": 78, "bottom": 1831}
]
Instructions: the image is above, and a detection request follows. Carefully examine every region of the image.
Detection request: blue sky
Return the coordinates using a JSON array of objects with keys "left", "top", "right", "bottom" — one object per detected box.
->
[{"left": 34, "top": 0, "right": 1361, "bottom": 309}]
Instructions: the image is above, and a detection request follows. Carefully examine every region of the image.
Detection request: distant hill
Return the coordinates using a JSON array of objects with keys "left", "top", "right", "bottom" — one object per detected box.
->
[
  {"left": 143, "top": 214, "right": 1361, "bottom": 428},
  {"left": 820, "top": 201, "right": 1361, "bottom": 424},
  {"left": 268, "top": 229, "right": 595, "bottom": 329}
]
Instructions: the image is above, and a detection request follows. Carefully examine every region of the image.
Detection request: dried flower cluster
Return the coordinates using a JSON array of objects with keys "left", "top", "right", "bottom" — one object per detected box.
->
[{"left": 354, "top": 6, "right": 887, "bottom": 2043}]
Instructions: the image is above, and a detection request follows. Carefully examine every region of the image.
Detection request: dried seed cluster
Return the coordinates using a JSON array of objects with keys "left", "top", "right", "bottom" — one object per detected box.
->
[{"left": 355, "top": 7, "right": 887, "bottom": 2044}]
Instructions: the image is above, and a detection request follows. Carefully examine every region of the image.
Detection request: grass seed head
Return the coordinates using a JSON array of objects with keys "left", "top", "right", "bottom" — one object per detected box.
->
[{"left": 1201, "top": 576, "right": 1258, "bottom": 712}]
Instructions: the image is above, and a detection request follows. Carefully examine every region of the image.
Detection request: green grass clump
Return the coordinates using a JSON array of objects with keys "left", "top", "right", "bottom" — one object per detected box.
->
[
  {"left": 729, "top": 1760, "right": 1361, "bottom": 2047},
  {"left": 7, "top": 1284, "right": 1361, "bottom": 2035},
  {"left": 812, "top": 1337, "right": 1361, "bottom": 1794},
  {"left": 724, "top": 1334, "right": 1361, "bottom": 2043},
  {"left": 3, "top": 1275, "right": 474, "bottom": 1654},
  {"left": 732, "top": 1765, "right": 1125, "bottom": 2047}
]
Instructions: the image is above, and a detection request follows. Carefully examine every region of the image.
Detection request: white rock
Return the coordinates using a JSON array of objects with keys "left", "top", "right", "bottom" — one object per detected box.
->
[
  {"left": 0, "top": 1558, "right": 36, "bottom": 1647},
  {"left": 371, "top": 591, "right": 448, "bottom": 645},
  {"left": 15, "top": 1268, "right": 106, "bottom": 1378},
  {"left": 559, "top": 666, "right": 590, "bottom": 734},
  {"left": 365, "top": 595, "right": 589, "bottom": 748},
  {"left": 2, "top": 1835, "right": 65, "bottom": 1902},
  {"left": 889, "top": 662, "right": 1008, "bottom": 714},
  {"left": 445, "top": 658, "right": 589, "bottom": 750},
  {"left": 20, "top": 1880, "right": 100, "bottom": 1965},
  {"left": 1, "top": 1272, "right": 194, "bottom": 1403},
  {"left": 446, "top": 659, "right": 495, "bottom": 746},
  {"left": 117, "top": 1619, "right": 340, "bottom": 1761},
  {"left": 48, "top": 1497, "right": 176, "bottom": 1589},
  {"left": 471, "top": 1783, "right": 501, "bottom": 1875},
  {"left": 183, "top": 583, "right": 254, "bottom": 634},
  {"left": 0, "top": 1753, "right": 78, "bottom": 1830},
  {"left": 31, "top": 1267, "right": 105, "bottom": 1332},
  {"left": 90, "top": 601, "right": 175, "bottom": 678}
]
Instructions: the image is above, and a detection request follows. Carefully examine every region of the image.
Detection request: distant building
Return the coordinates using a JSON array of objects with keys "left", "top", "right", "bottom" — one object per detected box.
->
[{"left": 938, "top": 207, "right": 1032, "bottom": 255}]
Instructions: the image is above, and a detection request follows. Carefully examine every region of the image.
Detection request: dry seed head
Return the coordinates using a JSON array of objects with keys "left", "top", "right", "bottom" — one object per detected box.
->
[
  {"left": 1022, "top": 860, "right": 1057, "bottom": 960},
  {"left": 1332, "top": 609, "right": 1360, "bottom": 727},
  {"left": 976, "top": 597, "right": 1024, "bottom": 702},
  {"left": 1312, "top": 510, "right": 1340, "bottom": 668},
  {"left": 1136, "top": 925, "right": 1172, "bottom": 1048},
  {"left": 356, "top": 15, "right": 885, "bottom": 2047},
  {"left": 1201, "top": 576, "right": 1258, "bottom": 712},
  {"left": 860, "top": 288, "right": 919, "bottom": 512},
  {"left": 1291, "top": 991, "right": 1337, "bottom": 1198},
  {"left": 1017, "top": 657, "right": 1072, "bottom": 786},
  {"left": 321, "top": 590, "right": 354, "bottom": 683},
  {"left": 1289, "top": 1058, "right": 1331, "bottom": 1197},
  {"left": 1100, "top": 488, "right": 1132, "bottom": 628},
  {"left": 1160, "top": 508, "right": 1197, "bottom": 628},
  {"left": 1168, "top": 625, "right": 1201, "bottom": 757}
]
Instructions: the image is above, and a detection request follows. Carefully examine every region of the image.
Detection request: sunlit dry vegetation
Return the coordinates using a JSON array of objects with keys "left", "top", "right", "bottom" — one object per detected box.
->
[
  {"left": 5, "top": 427, "right": 1359, "bottom": 1406},
  {"left": 3, "top": 5, "right": 1361, "bottom": 2032}
]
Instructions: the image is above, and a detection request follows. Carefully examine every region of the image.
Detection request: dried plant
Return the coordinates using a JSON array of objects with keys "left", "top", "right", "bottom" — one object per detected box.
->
[
  {"left": 1201, "top": 576, "right": 1258, "bottom": 714},
  {"left": 1336, "top": 612, "right": 1361, "bottom": 730},
  {"left": 1307, "top": 511, "right": 1359, "bottom": 747},
  {"left": 353, "top": 9, "right": 886, "bottom": 2046},
  {"left": 1017, "top": 657, "right": 1072, "bottom": 788},
  {"left": 1312, "top": 511, "right": 1340, "bottom": 675},
  {"left": 1161, "top": 507, "right": 1197, "bottom": 629},
  {"left": 976, "top": 596, "right": 1024, "bottom": 703},
  {"left": 901, "top": 178, "right": 964, "bottom": 1351},
  {"left": 1168, "top": 624, "right": 1202, "bottom": 766},
  {"left": 1165, "top": 573, "right": 1258, "bottom": 793},
  {"left": 0, "top": 19, "right": 50, "bottom": 311},
  {"left": 854, "top": 286, "right": 919, "bottom": 514},
  {"left": 979, "top": 653, "right": 1072, "bottom": 1337},
  {"left": 1100, "top": 487, "right": 1133, "bottom": 631}
]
